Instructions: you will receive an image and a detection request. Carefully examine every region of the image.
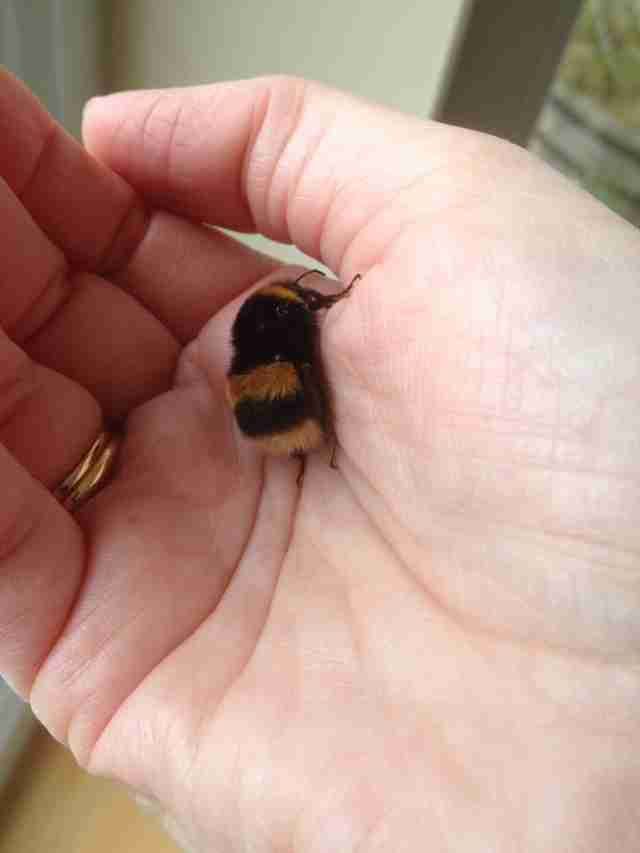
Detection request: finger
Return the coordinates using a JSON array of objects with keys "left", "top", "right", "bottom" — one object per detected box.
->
[
  {"left": 83, "top": 77, "right": 451, "bottom": 273},
  {"left": 0, "top": 326, "right": 102, "bottom": 487},
  {"left": 83, "top": 83, "right": 260, "bottom": 233},
  {"left": 24, "top": 273, "right": 180, "bottom": 419},
  {"left": 0, "top": 442, "right": 85, "bottom": 697},
  {"left": 112, "top": 211, "right": 278, "bottom": 342},
  {"left": 0, "top": 70, "right": 278, "bottom": 346},
  {"left": 0, "top": 68, "right": 146, "bottom": 274},
  {"left": 0, "top": 174, "right": 68, "bottom": 343},
  {"left": 0, "top": 162, "right": 179, "bottom": 417}
]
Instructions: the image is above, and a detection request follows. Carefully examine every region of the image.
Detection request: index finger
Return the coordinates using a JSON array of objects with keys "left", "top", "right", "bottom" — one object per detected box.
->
[
  {"left": 0, "top": 70, "right": 278, "bottom": 351},
  {"left": 0, "top": 68, "right": 146, "bottom": 273}
]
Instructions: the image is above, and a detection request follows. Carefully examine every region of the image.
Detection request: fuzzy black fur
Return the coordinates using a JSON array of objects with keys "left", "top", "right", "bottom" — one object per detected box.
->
[
  {"left": 234, "top": 389, "right": 308, "bottom": 437},
  {"left": 230, "top": 292, "right": 318, "bottom": 375}
]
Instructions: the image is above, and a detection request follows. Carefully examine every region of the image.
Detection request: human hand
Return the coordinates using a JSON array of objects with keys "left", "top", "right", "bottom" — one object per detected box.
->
[{"left": 1, "top": 71, "right": 639, "bottom": 851}]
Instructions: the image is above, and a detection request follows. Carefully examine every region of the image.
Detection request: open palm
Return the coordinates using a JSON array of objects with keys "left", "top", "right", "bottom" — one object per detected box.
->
[{"left": 1, "top": 72, "right": 639, "bottom": 851}]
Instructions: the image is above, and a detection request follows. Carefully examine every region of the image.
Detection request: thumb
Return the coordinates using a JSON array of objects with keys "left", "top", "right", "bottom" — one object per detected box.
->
[{"left": 82, "top": 75, "right": 475, "bottom": 276}]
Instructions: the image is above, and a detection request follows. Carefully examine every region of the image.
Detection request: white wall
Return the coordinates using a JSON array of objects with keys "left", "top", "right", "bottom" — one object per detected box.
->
[
  {"left": 1, "top": 0, "right": 104, "bottom": 138},
  {"left": 109, "top": 0, "right": 468, "bottom": 117},
  {"left": 0, "top": 680, "right": 35, "bottom": 792},
  {"left": 108, "top": 0, "right": 470, "bottom": 267}
]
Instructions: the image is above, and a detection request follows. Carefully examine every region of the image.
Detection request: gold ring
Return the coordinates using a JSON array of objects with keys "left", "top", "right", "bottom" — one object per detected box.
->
[{"left": 54, "top": 431, "right": 121, "bottom": 512}]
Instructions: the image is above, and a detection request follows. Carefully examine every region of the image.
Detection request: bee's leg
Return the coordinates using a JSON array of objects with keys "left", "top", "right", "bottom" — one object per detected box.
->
[
  {"left": 329, "top": 440, "right": 339, "bottom": 470},
  {"left": 294, "top": 452, "right": 306, "bottom": 487},
  {"left": 299, "top": 273, "right": 362, "bottom": 311}
]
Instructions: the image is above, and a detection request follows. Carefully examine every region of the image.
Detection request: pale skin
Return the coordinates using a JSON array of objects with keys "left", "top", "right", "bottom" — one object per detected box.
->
[{"left": 0, "top": 69, "right": 639, "bottom": 851}]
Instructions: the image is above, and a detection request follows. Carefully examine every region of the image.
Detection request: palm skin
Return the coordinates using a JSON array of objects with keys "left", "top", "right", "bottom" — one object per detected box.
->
[{"left": 1, "top": 72, "right": 639, "bottom": 851}]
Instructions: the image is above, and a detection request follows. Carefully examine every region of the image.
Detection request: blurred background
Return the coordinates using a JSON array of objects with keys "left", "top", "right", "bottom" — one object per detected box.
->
[
  {"left": 1, "top": 0, "right": 638, "bottom": 849},
  {"left": 531, "top": 0, "right": 640, "bottom": 226}
]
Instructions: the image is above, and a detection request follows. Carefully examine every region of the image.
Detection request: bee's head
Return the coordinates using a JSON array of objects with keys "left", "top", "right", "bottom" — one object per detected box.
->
[
  {"left": 237, "top": 289, "right": 305, "bottom": 332},
  {"left": 230, "top": 286, "right": 314, "bottom": 373}
]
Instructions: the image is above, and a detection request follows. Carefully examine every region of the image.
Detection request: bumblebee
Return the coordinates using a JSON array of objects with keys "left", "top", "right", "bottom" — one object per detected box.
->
[{"left": 226, "top": 271, "right": 359, "bottom": 477}]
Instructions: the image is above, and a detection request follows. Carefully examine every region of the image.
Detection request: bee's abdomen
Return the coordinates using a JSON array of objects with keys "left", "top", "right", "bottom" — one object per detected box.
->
[
  {"left": 234, "top": 391, "right": 307, "bottom": 437},
  {"left": 226, "top": 360, "right": 326, "bottom": 455}
]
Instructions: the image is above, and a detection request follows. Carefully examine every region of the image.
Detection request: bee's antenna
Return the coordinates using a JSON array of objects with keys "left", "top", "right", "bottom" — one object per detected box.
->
[{"left": 294, "top": 269, "right": 326, "bottom": 286}]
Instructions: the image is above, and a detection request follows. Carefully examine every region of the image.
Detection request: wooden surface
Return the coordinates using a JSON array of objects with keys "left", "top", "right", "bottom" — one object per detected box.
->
[
  {"left": 436, "top": 0, "right": 583, "bottom": 144},
  {"left": 0, "top": 724, "right": 181, "bottom": 852}
]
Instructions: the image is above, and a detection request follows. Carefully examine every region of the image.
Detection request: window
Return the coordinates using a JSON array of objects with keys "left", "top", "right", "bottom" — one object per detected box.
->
[{"left": 532, "top": 0, "right": 640, "bottom": 226}]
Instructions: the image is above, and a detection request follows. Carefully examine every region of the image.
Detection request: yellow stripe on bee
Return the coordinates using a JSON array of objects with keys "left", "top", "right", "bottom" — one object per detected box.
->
[
  {"left": 260, "top": 284, "right": 304, "bottom": 303},
  {"left": 227, "top": 362, "right": 300, "bottom": 405},
  {"left": 255, "top": 418, "right": 324, "bottom": 455}
]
